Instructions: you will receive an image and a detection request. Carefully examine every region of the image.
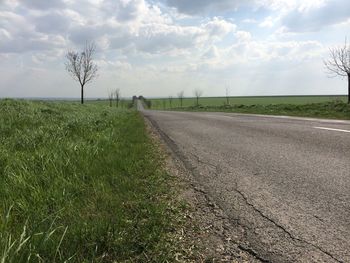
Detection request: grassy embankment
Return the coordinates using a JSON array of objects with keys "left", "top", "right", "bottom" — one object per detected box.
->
[
  {"left": 0, "top": 99, "right": 182, "bottom": 262},
  {"left": 149, "top": 96, "right": 350, "bottom": 119}
]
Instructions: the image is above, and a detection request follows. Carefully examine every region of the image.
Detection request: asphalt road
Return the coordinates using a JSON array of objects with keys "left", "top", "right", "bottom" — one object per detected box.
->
[{"left": 140, "top": 102, "right": 350, "bottom": 263}]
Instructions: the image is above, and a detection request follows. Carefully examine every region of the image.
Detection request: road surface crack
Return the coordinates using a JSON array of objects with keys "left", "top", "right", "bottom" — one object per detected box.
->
[
  {"left": 144, "top": 115, "right": 266, "bottom": 262},
  {"left": 234, "top": 188, "right": 343, "bottom": 263},
  {"left": 237, "top": 245, "right": 271, "bottom": 263},
  {"left": 144, "top": 114, "right": 343, "bottom": 263},
  {"left": 189, "top": 153, "right": 223, "bottom": 175},
  {"left": 190, "top": 153, "right": 217, "bottom": 169}
]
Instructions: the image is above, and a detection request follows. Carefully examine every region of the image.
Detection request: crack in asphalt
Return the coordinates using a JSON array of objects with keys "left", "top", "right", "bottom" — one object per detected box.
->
[
  {"left": 237, "top": 245, "right": 272, "bottom": 263},
  {"left": 144, "top": 115, "right": 266, "bottom": 262},
  {"left": 185, "top": 152, "right": 275, "bottom": 262},
  {"left": 144, "top": 113, "right": 343, "bottom": 263},
  {"left": 190, "top": 152, "right": 218, "bottom": 170},
  {"left": 313, "top": 214, "right": 325, "bottom": 223},
  {"left": 190, "top": 153, "right": 343, "bottom": 263},
  {"left": 190, "top": 152, "right": 223, "bottom": 176},
  {"left": 232, "top": 188, "right": 343, "bottom": 263}
]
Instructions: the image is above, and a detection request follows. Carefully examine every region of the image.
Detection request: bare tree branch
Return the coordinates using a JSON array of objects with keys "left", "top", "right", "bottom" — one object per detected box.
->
[
  {"left": 65, "top": 42, "right": 98, "bottom": 104},
  {"left": 324, "top": 39, "right": 350, "bottom": 103},
  {"left": 177, "top": 90, "right": 184, "bottom": 107},
  {"left": 194, "top": 89, "right": 203, "bottom": 106},
  {"left": 225, "top": 85, "right": 230, "bottom": 105},
  {"left": 108, "top": 90, "right": 114, "bottom": 107},
  {"left": 115, "top": 88, "right": 121, "bottom": 108},
  {"left": 168, "top": 96, "right": 173, "bottom": 108}
]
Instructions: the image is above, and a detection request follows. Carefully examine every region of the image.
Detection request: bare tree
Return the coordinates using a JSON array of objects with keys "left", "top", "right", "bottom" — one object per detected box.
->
[
  {"left": 177, "top": 91, "right": 184, "bottom": 107},
  {"left": 65, "top": 42, "right": 98, "bottom": 104},
  {"left": 169, "top": 96, "right": 173, "bottom": 108},
  {"left": 194, "top": 89, "right": 203, "bottom": 106},
  {"left": 115, "top": 88, "right": 121, "bottom": 108},
  {"left": 324, "top": 39, "right": 350, "bottom": 104},
  {"left": 108, "top": 90, "right": 114, "bottom": 107}
]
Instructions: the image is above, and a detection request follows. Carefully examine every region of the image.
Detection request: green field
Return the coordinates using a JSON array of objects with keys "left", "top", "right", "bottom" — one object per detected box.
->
[
  {"left": 147, "top": 96, "right": 350, "bottom": 119},
  {"left": 149, "top": 95, "right": 347, "bottom": 109},
  {"left": 0, "top": 99, "right": 181, "bottom": 262},
  {"left": 85, "top": 99, "right": 132, "bottom": 108},
  {"left": 39, "top": 99, "right": 133, "bottom": 108}
]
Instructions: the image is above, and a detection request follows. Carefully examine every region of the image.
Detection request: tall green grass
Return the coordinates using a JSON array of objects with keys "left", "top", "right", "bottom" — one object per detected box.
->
[{"left": 0, "top": 99, "right": 177, "bottom": 262}]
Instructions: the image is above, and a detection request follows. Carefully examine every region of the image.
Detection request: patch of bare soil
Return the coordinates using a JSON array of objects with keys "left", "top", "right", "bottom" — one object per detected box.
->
[{"left": 144, "top": 116, "right": 261, "bottom": 263}]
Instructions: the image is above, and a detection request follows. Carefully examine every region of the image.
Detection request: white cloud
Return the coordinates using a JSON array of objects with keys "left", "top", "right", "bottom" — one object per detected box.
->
[
  {"left": 203, "top": 17, "right": 236, "bottom": 40},
  {"left": 34, "top": 11, "right": 71, "bottom": 34},
  {"left": 235, "top": 31, "right": 252, "bottom": 43},
  {"left": 127, "top": 17, "right": 235, "bottom": 55},
  {"left": 229, "top": 39, "right": 324, "bottom": 63},
  {"left": 281, "top": 0, "right": 350, "bottom": 32},
  {"left": 259, "top": 16, "right": 275, "bottom": 28},
  {"left": 163, "top": 0, "right": 350, "bottom": 33},
  {"left": 0, "top": 0, "right": 347, "bottom": 98},
  {"left": 20, "top": 0, "right": 66, "bottom": 10},
  {"left": 162, "top": 0, "right": 326, "bottom": 15},
  {"left": 0, "top": 11, "right": 66, "bottom": 53}
]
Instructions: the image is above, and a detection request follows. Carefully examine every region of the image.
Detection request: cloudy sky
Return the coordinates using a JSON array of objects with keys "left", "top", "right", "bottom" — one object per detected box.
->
[{"left": 0, "top": 0, "right": 349, "bottom": 98}]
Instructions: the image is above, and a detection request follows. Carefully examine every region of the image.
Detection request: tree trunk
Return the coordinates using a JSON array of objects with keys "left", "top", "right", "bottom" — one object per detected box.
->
[
  {"left": 348, "top": 74, "right": 350, "bottom": 104},
  {"left": 81, "top": 84, "right": 84, "bottom": 104}
]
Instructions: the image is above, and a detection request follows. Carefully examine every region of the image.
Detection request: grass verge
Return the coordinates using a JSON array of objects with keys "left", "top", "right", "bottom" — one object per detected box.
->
[
  {"left": 164, "top": 101, "right": 350, "bottom": 120},
  {"left": 149, "top": 95, "right": 348, "bottom": 109},
  {"left": 0, "top": 99, "right": 182, "bottom": 262}
]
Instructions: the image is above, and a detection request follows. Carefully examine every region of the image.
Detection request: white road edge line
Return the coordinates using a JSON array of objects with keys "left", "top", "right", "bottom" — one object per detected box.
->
[
  {"left": 314, "top": 127, "right": 350, "bottom": 133},
  {"left": 205, "top": 113, "right": 350, "bottom": 124}
]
